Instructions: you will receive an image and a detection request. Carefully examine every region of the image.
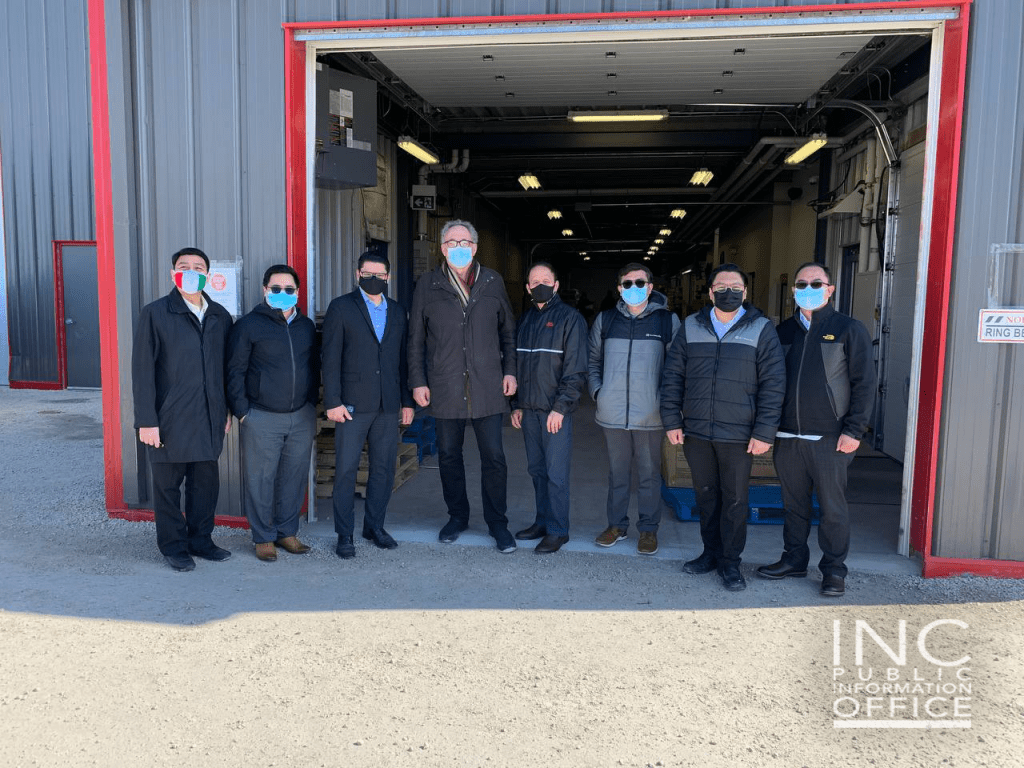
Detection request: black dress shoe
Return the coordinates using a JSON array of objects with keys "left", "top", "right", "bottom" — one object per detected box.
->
[
  {"left": 188, "top": 544, "right": 231, "bottom": 562},
  {"left": 335, "top": 535, "right": 355, "bottom": 559},
  {"left": 821, "top": 574, "right": 846, "bottom": 597},
  {"left": 164, "top": 553, "right": 196, "bottom": 572},
  {"left": 363, "top": 528, "right": 398, "bottom": 549},
  {"left": 515, "top": 523, "right": 546, "bottom": 541},
  {"left": 535, "top": 534, "right": 569, "bottom": 554},
  {"left": 757, "top": 560, "right": 808, "bottom": 580},
  {"left": 438, "top": 518, "right": 468, "bottom": 543},
  {"left": 719, "top": 564, "right": 747, "bottom": 592},
  {"left": 682, "top": 551, "right": 718, "bottom": 574}
]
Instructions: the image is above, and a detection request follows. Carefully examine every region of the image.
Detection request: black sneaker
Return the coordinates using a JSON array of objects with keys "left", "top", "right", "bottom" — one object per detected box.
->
[
  {"left": 682, "top": 551, "right": 718, "bottom": 574},
  {"left": 188, "top": 544, "right": 231, "bottom": 562},
  {"left": 492, "top": 528, "right": 517, "bottom": 554},
  {"left": 438, "top": 518, "right": 468, "bottom": 543}
]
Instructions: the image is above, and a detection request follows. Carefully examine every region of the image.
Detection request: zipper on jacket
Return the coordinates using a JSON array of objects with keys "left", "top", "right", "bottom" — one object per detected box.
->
[
  {"left": 624, "top": 314, "right": 635, "bottom": 429},
  {"left": 795, "top": 316, "right": 811, "bottom": 436},
  {"left": 286, "top": 319, "right": 297, "bottom": 408}
]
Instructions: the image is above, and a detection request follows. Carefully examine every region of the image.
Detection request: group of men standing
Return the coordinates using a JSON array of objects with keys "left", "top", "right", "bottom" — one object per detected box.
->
[{"left": 132, "top": 220, "right": 874, "bottom": 598}]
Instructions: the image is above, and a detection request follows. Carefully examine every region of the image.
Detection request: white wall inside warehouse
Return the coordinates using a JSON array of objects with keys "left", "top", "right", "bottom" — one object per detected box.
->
[
  {"left": 715, "top": 206, "right": 773, "bottom": 311},
  {"left": 767, "top": 169, "right": 822, "bottom": 324}
]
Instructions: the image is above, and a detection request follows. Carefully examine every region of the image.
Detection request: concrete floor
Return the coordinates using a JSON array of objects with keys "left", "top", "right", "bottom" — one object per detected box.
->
[{"left": 311, "top": 402, "right": 918, "bottom": 576}]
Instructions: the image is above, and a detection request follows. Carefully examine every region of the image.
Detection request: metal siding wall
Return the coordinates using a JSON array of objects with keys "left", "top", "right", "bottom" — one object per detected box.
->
[
  {"left": 935, "top": 0, "right": 1024, "bottom": 560},
  {"left": 0, "top": 0, "right": 94, "bottom": 383}
]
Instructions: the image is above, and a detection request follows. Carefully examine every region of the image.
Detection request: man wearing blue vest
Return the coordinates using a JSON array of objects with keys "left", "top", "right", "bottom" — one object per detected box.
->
[
  {"left": 588, "top": 262, "right": 680, "bottom": 556},
  {"left": 321, "top": 252, "right": 415, "bottom": 559}
]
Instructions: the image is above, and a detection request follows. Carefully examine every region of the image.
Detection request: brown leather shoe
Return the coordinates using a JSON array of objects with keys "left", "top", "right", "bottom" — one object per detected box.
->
[
  {"left": 255, "top": 542, "right": 277, "bottom": 562},
  {"left": 595, "top": 526, "right": 627, "bottom": 548},
  {"left": 637, "top": 531, "right": 659, "bottom": 556},
  {"left": 275, "top": 536, "right": 311, "bottom": 555}
]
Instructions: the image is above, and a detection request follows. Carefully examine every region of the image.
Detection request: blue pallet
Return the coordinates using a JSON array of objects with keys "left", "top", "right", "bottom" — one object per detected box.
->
[{"left": 661, "top": 483, "right": 820, "bottom": 525}]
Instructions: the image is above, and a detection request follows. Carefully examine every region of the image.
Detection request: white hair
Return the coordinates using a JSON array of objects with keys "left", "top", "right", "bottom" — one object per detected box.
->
[{"left": 440, "top": 219, "right": 479, "bottom": 243}]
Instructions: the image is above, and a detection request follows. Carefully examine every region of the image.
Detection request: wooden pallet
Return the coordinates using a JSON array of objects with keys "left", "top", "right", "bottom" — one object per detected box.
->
[{"left": 315, "top": 441, "right": 418, "bottom": 498}]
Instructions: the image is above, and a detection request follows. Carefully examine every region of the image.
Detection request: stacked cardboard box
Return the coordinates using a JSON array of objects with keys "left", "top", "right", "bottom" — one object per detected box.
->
[{"left": 661, "top": 436, "right": 778, "bottom": 488}]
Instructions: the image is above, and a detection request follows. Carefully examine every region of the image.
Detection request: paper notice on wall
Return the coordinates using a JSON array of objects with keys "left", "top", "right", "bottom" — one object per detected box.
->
[
  {"left": 328, "top": 89, "right": 342, "bottom": 116},
  {"left": 338, "top": 88, "right": 353, "bottom": 118},
  {"left": 351, "top": 139, "right": 372, "bottom": 152},
  {"left": 206, "top": 262, "right": 241, "bottom": 318}
]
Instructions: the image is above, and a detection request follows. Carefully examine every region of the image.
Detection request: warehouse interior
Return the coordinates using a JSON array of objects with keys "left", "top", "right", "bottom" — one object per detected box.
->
[{"left": 298, "top": 19, "right": 940, "bottom": 559}]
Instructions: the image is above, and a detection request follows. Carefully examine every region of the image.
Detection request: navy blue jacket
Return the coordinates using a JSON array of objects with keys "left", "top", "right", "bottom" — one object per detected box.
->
[
  {"left": 660, "top": 304, "right": 786, "bottom": 444},
  {"left": 226, "top": 302, "right": 319, "bottom": 418},
  {"left": 511, "top": 293, "right": 589, "bottom": 415},
  {"left": 321, "top": 289, "right": 414, "bottom": 415}
]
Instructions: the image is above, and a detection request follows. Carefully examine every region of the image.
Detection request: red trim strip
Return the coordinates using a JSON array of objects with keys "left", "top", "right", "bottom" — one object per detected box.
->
[
  {"left": 108, "top": 509, "right": 250, "bottom": 530},
  {"left": 923, "top": 555, "right": 1024, "bottom": 580},
  {"left": 911, "top": 7, "right": 971, "bottom": 562},
  {"left": 88, "top": 0, "right": 126, "bottom": 515},
  {"left": 9, "top": 380, "right": 63, "bottom": 390},
  {"left": 284, "top": 28, "right": 306, "bottom": 288}
]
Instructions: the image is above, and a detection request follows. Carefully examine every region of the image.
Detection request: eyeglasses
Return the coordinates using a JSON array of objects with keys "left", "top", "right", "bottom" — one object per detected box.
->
[
  {"left": 711, "top": 284, "right": 745, "bottom": 293},
  {"left": 268, "top": 285, "right": 297, "bottom": 295},
  {"left": 794, "top": 280, "right": 830, "bottom": 290},
  {"left": 442, "top": 239, "right": 475, "bottom": 248},
  {"left": 620, "top": 279, "right": 648, "bottom": 289},
  {"left": 359, "top": 271, "right": 388, "bottom": 281}
]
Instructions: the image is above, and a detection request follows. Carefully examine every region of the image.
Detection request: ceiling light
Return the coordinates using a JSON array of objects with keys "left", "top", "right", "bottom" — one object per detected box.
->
[
  {"left": 670, "top": 209, "right": 687, "bottom": 219},
  {"left": 547, "top": 209, "right": 562, "bottom": 220},
  {"left": 654, "top": 239, "right": 665, "bottom": 245},
  {"left": 643, "top": 256, "right": 651, "bottom": 261},
  {"left": 649, "top": 246, "right": 659, "bottom": 252},
  {"left": 690, "top": 168, "right": 714, "bottom": 186},
  {"left": 397, "top": 136, "right": 439, "bottom": 165},
  {"left": 681, "top": 269, "right": 693, "bottom": 275},
  {"left": 561, "top": 229, "right": 574, "bottom": 237},
  {"left": 567, "top": 109, "right": 668, "bottom": 123},
  {"left": 784, "top": 133, "right": 829, "bottom": 165},
  {"left": 518, "top": 173, "right": 541, "bottom": 190},
  {"left": 659, "top": 229, "right": 671, "bottom": 236},
  {"left": 583, "top": 256, "right": 591, "bottom": 261},
  {"left": 579, "top": 251, "right": 587, "bottom": 256}
]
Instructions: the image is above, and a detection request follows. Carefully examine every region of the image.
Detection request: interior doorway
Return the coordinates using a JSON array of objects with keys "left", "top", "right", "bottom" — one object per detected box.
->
[{"left": 53, "top": 240, "right": 101, "bottom": 389}]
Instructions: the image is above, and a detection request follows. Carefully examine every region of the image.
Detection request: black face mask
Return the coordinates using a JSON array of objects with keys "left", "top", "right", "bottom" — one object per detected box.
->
[
  {"left": 359, "top": 276, "right": 386, "bottom": 296},
  {"left": 529, "top": 284, "right": 555, "bottom": 305},
  {"left": 712, "top": 289, "right": 744, "bottom": 312}
]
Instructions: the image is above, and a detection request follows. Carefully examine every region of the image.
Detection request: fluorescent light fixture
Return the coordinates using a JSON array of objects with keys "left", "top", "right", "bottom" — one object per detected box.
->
[
  {"left": 579, "top": 251, "right": 587, "bottom": 256},
  {"left": 583, "top": 256, "right": 591, "bottom": 261},
  {"left": 567, "top": 109, "right": 668, "bottom": 123},
  {"left": 561, "top": 229, "right": 574, "bottom": 237},
  {"left": 547, "top": 209, "right": 562, "bottom": 220},
  {"left": 689, "top": 168, "right": 714, "bottom": 186},
  {"left": 518, "top": 173, "right": 541, "bottom": 190},
  {"left": 681, "top": 269, "right": 693, "bottom": 275},
  {"left": 649, "top": 246, "right": 659, "bottom": 252},
  {"left": 643, "top": 256, "right": 652, "bottom": 261},
  {"left": 654, "top": 239, "right": 665, "bottom": 245},
  {"left": 670, "top": 209, "right": 687, "bottom": 219},
  {"left": 784, "top": 133, "right": 828, "bottom": 165},
  {"left": 397, "top": 136, "right": 440, "bottom": 165},
  {"left": 659, "top": 229, "right": 672, "bottom": 236}
]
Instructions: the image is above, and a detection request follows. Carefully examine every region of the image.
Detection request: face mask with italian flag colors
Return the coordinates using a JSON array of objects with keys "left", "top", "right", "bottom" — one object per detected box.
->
[{"left": 174, "top": 270, "right": 207, "bottom": 294}]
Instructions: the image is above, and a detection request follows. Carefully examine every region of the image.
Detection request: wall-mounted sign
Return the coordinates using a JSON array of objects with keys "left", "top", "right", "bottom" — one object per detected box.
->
[
  {"left": 978, "top": 308, "right": 1024, "bottom": 343},
  {"left": 207, "top": 262, "right": 241, "bottom": 318},
  {"left": 411, "top": 184, "right": 436, "bottom": 211}
]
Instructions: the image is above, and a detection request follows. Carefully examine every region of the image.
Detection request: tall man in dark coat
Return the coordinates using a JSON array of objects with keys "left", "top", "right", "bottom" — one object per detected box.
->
[
  {"left": 132, "top": 247, "right": 234, "bottom": 572},
  {"left": 226, "top": 264, "right": 319, "bottom": 562},
  {"left": 408, "top": 219, "right": 519, "bottom": 553},
  {"left": 757, "top": 262, "right": 875, "bottom": 597},
  {"left": 510, "top": 262, "right": 588, "bottom": 554},
  {"left": 322, "top": 252, "right": 415, "bottom": 559},
  {"left": 660, "top": 263, "right": 786, "bottom": 592}
]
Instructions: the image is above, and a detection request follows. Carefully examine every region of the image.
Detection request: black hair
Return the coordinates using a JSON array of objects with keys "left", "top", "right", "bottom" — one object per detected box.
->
[
  {"left": 794, "top": 261, "right": 832, "bottom": 282},
  {"left": 357, "top": 251, "right": 391, "bottom": 273},
  {"left": 171, "top": 247, "right": 210, "bottom": 271},
  {"left": 263, "top": 264, "right": 300, "bottom": 288},
  {"left": 708, "top": 262, "right": 748, "bottom": 287},
  {"left": 617, "top": 262, "right": 653, "bottom": 283},
  {"left": 527, "top": 261, "right": 558, "bottom": 282}
]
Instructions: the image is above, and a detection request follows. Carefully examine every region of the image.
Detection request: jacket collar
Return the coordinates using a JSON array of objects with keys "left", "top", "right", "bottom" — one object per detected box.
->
[
  {"left": 697, "top": 301, "right": 763, "bottom": 330},
  {"left": 615, "top": 289, "right": 668, "bottom": 320},
  {"left": 253, "top": 300, "right": 302, "bottom": 325},
  {"left": 798, "top": 302, "right": 836, "bottom": 327}
]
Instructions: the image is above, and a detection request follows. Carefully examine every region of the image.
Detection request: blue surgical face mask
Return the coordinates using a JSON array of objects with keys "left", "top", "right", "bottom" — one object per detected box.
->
[
  {"left": 794, "top": 286, "right": 828, "bottom": 311},
  {"left": 447, "top": 246, "right": 473, "bottom": 269},
  {"left": 621, "top": 285, "right": 648, "bottom": 307},
  {"left": 267, "top": 291, "right": 298, "bottom": 311}
]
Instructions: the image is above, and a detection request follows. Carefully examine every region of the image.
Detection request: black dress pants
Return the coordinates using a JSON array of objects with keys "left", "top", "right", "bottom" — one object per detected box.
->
[
  {"left": 682, "top": 437, "right": 753, "bottom": 567},
  {"left": 150, "top": 459, "right": 219, "bottom": 557}
]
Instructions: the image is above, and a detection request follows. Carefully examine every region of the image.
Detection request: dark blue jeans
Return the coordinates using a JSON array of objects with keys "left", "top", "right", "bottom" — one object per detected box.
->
[
  {"left": 521, "top": 409, "right": 573, "bottom": 537},
  {"left": 682, "top": 437, "right": 753, "bottom": 568},
  {"left": 435, "top": 414, "right": 508, "bottom": 532},
  {"left": 332, "top": 409, "right": 400, "bottom": 537}
]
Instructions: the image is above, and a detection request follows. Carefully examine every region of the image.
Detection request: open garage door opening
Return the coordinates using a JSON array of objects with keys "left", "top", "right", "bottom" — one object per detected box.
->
[{"left": 287, "top": 7, "right": 958, "bottom": 561}]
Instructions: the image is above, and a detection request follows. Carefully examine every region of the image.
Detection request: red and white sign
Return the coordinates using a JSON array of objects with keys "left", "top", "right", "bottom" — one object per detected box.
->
[{"left": 978, "top": 309, "right": 1024, "bottom": 343}]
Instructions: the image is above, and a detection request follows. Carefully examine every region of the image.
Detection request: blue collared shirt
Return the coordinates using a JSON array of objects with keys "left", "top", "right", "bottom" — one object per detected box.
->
[
  {"left": 360, "top": 288, "right": 387, "bottom": 341},
  {"left": 711, "top": 304, "right": 746, "bottom": 339}
]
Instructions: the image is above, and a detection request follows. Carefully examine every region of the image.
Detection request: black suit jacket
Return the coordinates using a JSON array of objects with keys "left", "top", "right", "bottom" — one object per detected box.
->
[{"left": 321, "top": 289, "right": 413, "bottom": 414}]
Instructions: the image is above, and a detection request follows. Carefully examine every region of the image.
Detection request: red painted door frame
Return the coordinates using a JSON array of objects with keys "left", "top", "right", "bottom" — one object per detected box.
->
[{"left": 52, "top": 239, "right": 98, "bottom": 390}]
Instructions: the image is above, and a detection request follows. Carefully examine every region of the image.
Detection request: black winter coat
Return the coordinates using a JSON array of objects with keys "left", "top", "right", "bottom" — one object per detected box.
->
[
  {"left": 776, "top": 304, "right": 875, "bottom": 439},
  {"left": 407, "top": 263, "right": 517, "bottom": 419},
  {"left": 511, "top": 293, "right": 588, "bottom": 415},
  {"left": 226, "top": 302, "right": 319, "bottom": 418},
  {"left": 660, "top": 304, "right": 786, "bottom": 444},
  {"left": 321, "top": 289, "right": 414, "bottom": 414},
  {"left": 132, "top": 289, "right": 233, "bottom": 463}
]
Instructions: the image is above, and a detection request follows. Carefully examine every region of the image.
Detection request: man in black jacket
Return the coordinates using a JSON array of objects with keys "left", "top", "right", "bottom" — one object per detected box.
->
[
  {"left": 226, "top": 264, "right": 318, "bottom": 562},
  {"left": 757, "top": 263, "right": 875, "bottom": 597},
  {"left": 510, "top": 263, "right": 588, "bottom": 554},
  {"left": 322, "top": 252, "right": 415, "bottom": 559},
  {"left": 132, "top": 247, "right": 233, "bottom": 572},
  {"left": 660, "top": 263, "right": 786, "bottom": 591},
  {"left": 408, "top": 219, "right": 519, "bottom": 552}
]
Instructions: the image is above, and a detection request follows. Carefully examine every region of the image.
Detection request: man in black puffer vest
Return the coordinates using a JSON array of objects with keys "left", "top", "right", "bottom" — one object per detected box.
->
[
  {"left": 660, "top": 263, "right": 786, "bottom": 592},
  {"left": 757, "top": 262, "right": 875, "bottom": 598}
]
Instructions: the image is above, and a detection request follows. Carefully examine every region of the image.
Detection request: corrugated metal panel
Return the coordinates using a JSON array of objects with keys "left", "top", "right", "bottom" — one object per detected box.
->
[
  {"left": 0, "top": 0, "right": 94, "bottom": 383},
  {"left": 934, "top": 0, "right": 1024, "bottom": 560}
]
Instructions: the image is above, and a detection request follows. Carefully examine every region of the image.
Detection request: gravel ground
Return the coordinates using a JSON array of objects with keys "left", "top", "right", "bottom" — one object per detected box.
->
[{"left": 2, "top": 388, "right": 1023, "bottom": 767}]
